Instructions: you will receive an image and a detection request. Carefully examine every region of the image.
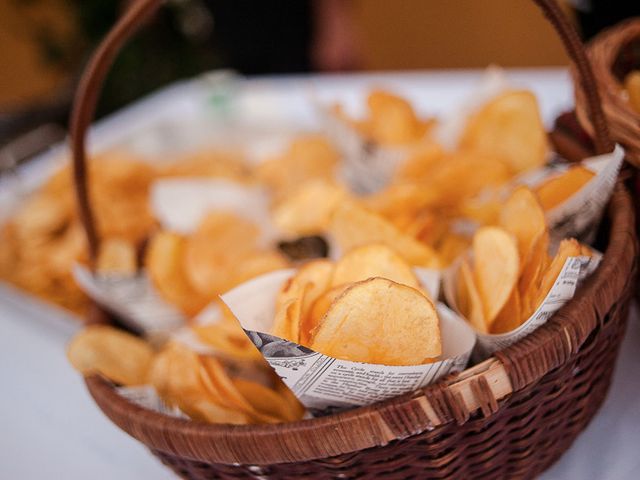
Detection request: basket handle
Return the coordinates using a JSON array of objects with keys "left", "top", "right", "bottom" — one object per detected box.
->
[{"left": 70, "top": 0, "right": 613, "bottom": 265}]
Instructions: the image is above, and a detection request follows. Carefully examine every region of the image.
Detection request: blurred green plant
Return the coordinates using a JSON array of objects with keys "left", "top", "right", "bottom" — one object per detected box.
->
[{"left": 69, "top": 0, "right": 220, "bottom": 117}]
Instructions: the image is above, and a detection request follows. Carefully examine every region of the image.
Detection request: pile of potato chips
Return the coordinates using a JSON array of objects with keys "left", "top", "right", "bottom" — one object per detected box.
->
[
  {"left": 453, "top": 186, "right": 594, "bottom": 335},
  {"left": 271, "top": 244, "right": 441, "bottom": 365},
  {"left": 68, "top": 322, "right": 304, "bottom": 425},
  {"left": 0, "top": 82, "right": 611, "bottom": 424}
]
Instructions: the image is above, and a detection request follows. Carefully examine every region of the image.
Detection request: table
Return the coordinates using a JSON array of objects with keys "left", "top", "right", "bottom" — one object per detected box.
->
[{"left": 1, "top": 69, "right": 638, "bottom": 479}]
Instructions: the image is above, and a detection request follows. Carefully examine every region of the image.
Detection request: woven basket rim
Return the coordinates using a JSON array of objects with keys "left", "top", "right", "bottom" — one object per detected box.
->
[
  {"left": 86, "top": 182, "right": 636, "bottom": 466},
  {"left": 574, "top": 18, "right": 640, "bottom": 165}
]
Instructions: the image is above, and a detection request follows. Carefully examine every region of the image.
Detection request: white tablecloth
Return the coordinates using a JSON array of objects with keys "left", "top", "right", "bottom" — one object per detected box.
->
[{"left": 1, "top": 69, "right": 638, "bottom": 479}]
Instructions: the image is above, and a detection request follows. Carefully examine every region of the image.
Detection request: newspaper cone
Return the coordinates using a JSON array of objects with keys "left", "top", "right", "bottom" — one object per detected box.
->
[
  {"left": 444, "top": 252, "right": 601, "bottom": 358},
  {"left": 523, "top": 145, "right": 624, "bottom": 244},
  {"left": 221, "top": 269, "right": 475, "bottom": 416}
]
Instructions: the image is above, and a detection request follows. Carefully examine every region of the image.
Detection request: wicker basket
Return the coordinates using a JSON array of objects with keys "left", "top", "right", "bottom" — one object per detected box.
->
[
  {"left": 69, "top": 1, "right": 638, "bottom": 478},
  {"left": 575, "top": 18, "right": 640, "bottom": 166}
]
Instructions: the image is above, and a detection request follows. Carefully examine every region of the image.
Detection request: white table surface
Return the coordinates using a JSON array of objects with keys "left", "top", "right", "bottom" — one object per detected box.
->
[{"left": 1, "top": 69, "right": 638, "bottom": 479}]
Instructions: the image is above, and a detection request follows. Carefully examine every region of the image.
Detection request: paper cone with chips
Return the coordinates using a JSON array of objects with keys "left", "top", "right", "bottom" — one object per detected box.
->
[{"left": 221, "top": 244, "right": 474, "bottom": 416}]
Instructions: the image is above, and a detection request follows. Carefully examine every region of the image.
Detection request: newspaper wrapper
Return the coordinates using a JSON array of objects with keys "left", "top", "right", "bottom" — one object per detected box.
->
[
  {"left": 523, "top": 145, "right": 624, "bottom": 244},
  {"left": 220, "top": 269, "right": 475, "bottom": 416},
  {"left": 73, "top": 266, "right": 186, "bottom": 336},
  {"left": 320, "top": 106, "right": 411, "bottom": 194},
  {"left": 444, "top": 252, "right": 602, "bottom": 358}
]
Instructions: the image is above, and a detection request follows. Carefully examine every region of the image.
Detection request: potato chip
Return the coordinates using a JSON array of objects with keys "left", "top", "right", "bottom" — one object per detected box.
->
[
  {"left": 366, "top": 90, "right": 426, "bottom": 145},
  {"left": 193, "top": 322, "right": 262, "bottom": 361},
  {"left": 311, "top": 278, "right": 441, "bottom": 365},
  {"left": 199, "top": 355, "right": 279, "bottom": 423},
  {"left": 302, "top": 283, "right": 350, "bottom": 345},
  {"left": 272, "top": 282, "right": 308, "bottom": 344},
  {"left": 233, "top": 378, "right": 299, "bottom": 422},
  {"left": 273, "top": 260, "right": 334, "bottom": 344},
  {"left": 184, "top": 212, "right": 259, "bottom": 296},
  {"left": 256, "top": 135, "right": 339, "bottom": 198},
  {"left": 145, "top": 231, "right": 209, "bottom": 316},
  {"left": 330, "top": 201, "right": 440, "bottom": 268},
  {"left": 490, "top": 288, "right": 522, "bottom": 334},
  {"left": 435, "top": 232, "right": 471, "bottom": 267},
  {"left": 67, "top": 325, "right": 153, "bottom": 386},
  {"left": 460, "top": 90, "right": 548, "bottom": 173},
  {"left": 282, "top": 260, "right": 334, "bottom": 312},
  {"left": 273, "top": 180, "right": 347, "bottom": 235},
  {"left": 96, "top": 238, "right": 137, "bottom": 275},
  {"left": 499, "top": 186, "right": 547, "bottom": 267},
  {"left": 370, "top": 151, "right": 510, "bottom": 215},
  {"left": 13, "top": 193, "right": 72, "bottom": 241},
  {"left": 625, "top": 70, "right": 640, "bottom": 114},
  {"left": 530, "top": 238, "right": 582, "bottom": 311},
  {"left": 149, "top": 343, "right": 249, "bottom": 424},
  {"left": 534, "top": 166, "right": 595, "bottom": 211},
  {"left": 332, "top": 244, "right": 420, "bottom": 289},
  {"left": 518, "top": 230, "right": 550, "bottom": 302},
  {"left": 472, "top": 227, "right": 519, "bottom": 324},
  {"left": 275, "top": 378, "right": 306, "bottom": 419},
  {"left": 88, "top": 155, "right": 157, "bottom": 245},
  {"left": 456, "top": 258, "right": 486, "bottom": 333},
  {"left": 229, "top": 250, "right": 289, "bottom": 290},
  {"left": 394, "top": 142, "right": 446, "bottom": 183},
  {"left": 158, "top": 150, "right": 251, "bottom": 182}
]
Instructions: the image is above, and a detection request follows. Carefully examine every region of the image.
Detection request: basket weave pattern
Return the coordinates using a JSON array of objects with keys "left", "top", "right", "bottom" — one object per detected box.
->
[
  {"left": 150, "top": 299, "right": 628, "bottom": 480},
  {"left": 85, "top": 188, "right": 636, "bottom": 479},
  {"left": 575, "top": 19, "right": 640, "bottom": 166}
]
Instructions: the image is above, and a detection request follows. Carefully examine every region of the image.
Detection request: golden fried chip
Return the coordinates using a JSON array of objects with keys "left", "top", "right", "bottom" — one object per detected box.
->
[
  {"left": 625, "top": 70, "right": 640, "bottom": 114},
  {"left": 96, "top": 238, "right": 137, "bottom": 275},
  {"left": 534, "top": 166, "right": 595, "bottom": 211},
  {"left": 394, "top": 142, "right": 446, "bottom": 182},
  {"left": 302, "top": 283, "right": 350, "bottom": 345},
  {"left": 531, "top": 239, "right": 582, "bottom": 310},
  {"left": 332, "top": 244, "right": 420, "bottom": 289},
  {"left": 330, "top": 201, "right": 440, "bottom": 268},
  {"left": 145, "top": 231, "right": 208, "bottom": 316},
  {"left": 149, "top": 343, "right": 249, "bottom": 424},
  {"left": 472, "top": 227, "right": 519, "bottom": 324},
  {"left": 518, "top": 230, "right": 550, "bottom": 305},
  {"left": 499, "top": 186, "right": 547, "bottom": 267},
  {"left": 199, "top": 355, "right": 279, "bottom": 423},
  {"left": 89, "top": 155, "right": 157, "bottom": 245},
  {"left": 13, "top": 193, "right": 72, "bottom": 241},
  {"left": 460, "top": 90, "right": 548, "bottom": 173},
  {"left": 435, "top": 232, "right": 471, "bottom": 267},
  {"left": 67, "top": 325, "right": 153, "bottom": 386},
  {"left": 193, "top": 322, "right": 262, "bottom": 361},
  {"left": 158, "top": 150, "right": 251, "bottom": 182},
  {"left": 311, "top": 278, "right": 441, "bottom": 365},
  {"left": 281, "top": 260, "right": 334, "bottom": 313},
  {"left": 457, "top": 258, "right": 486, "bottom": 333},
  {"left": 490, "top": 288, "right": 522, "bottom": 334},
  {"left": 366, "top": 89, "right": 425, "bottom": 145},
  {"left": 232, "top": 378, "right": 299, "bottom": 422},
  {"left": 230, "top": 250, "right": 289, "bottom": 290},
  {"left": 273, "top": 180, "right": 347, "bottom": 235},
  {"left": 256, "top": 135, "right": 339, "bottom": 198},
  {"left": 274, "top": 260, "right": 334, "bottom": 345},
  {"left": 184, "top": 212, "right": 260, "bottom": 296},
  {"left": 272, "top": 281, "right": 308, "bottom": 344}
]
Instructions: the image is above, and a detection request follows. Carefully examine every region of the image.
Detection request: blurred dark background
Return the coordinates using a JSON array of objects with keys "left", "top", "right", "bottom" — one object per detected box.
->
[{"left": 0, "top": 0, "right": 638, "bottom": 163}]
